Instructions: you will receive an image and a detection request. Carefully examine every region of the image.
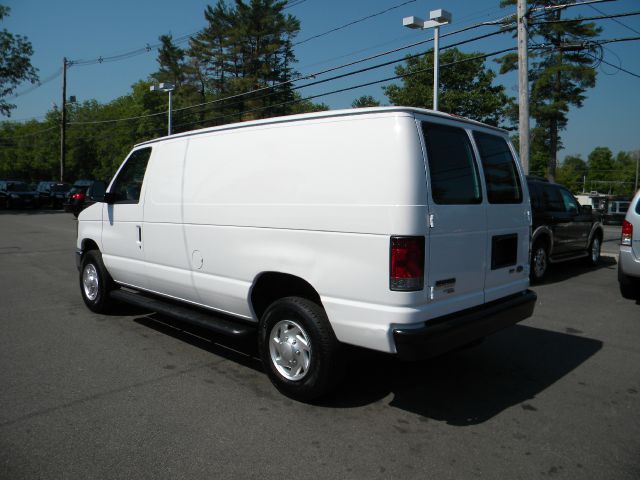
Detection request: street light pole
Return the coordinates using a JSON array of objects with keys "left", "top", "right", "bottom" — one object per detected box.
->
[
  {"left": 403, "top": 9, "right": 452, "bottom": 111},
  {"left": 168, "top": 88, "right": 173, "bottom": 136},
  {"left": 150, "top": 82, "right": 175, "bottom": 136}
]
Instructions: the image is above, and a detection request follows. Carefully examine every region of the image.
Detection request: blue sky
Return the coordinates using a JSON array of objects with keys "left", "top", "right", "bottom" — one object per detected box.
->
[{"left": 2, "top": 0, "right": 639, "bottom": 160}]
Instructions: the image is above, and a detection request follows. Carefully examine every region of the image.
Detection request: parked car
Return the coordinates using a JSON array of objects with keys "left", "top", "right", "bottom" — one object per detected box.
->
[
  {"left": 0, "top": 180, "right": 38, "bottom": 209},
  {"left": 64, "top": 180, "right": 96, "bottom": 217},
  {"left": 618, "top": 190, "right": 640, "bottom": 298},
  {"left": 604, "top": 200, "right": 630, "bottom": 225},
  {"left": 35, "top": 181, "right": 71, "bottom": 208},
  {"left": 76, "top": 107, "right": 536, "bottom": 400},
  {"left": 527, "top": 176, "right": 604, "bottom": 282}
]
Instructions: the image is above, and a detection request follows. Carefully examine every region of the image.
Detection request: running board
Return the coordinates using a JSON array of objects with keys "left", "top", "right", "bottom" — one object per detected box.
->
[
  {"left": 549, "top": 252, "right": 588, "bottom": 264},
  {"left": 110, "top": 289, "right": 256, "bottom": 337}
]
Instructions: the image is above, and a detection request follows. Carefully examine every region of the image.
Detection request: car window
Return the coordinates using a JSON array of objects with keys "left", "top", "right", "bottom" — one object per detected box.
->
[
  {"left": 422, "top": 122, "right": 482, "bottom": 205},
  {"left": 541, "top": 185, "right": 564, "bottom": 212},
  {"left": 559, "top": 188, "right": 579, "bottom": 214},
  {"left": 110, "top": 148, "right": 152, "bottom": 204},
  {"left": 473, "top": 132, "right": 522, "bottom": 204}
]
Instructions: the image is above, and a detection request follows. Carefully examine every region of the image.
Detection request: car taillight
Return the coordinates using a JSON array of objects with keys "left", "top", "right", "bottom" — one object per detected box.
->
[
  {"left": 72, "top": 192, "right": 85, "bottom": 201},
  {"left": 621, "top": 220, "right": 633, "bottom": 246},
  {"left": 390, "top": 236, "right": 425, "bottom": 291}
]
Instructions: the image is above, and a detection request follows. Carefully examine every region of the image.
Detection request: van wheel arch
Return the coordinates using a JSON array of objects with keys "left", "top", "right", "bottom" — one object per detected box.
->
[
  {"left": 81, "top": 239, "right": 100, "bottom": 253},
  {"left": 250, "top": 272, "right": 322, "bottom": 321}
]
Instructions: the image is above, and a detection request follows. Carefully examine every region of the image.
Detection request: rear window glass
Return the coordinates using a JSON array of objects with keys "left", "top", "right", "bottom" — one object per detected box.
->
[
  {"left": 473, "top": 132, "right": 523, "bottom": 204},
  {"left": 422, "top": 122, "right": 481, "bottom": 205}
]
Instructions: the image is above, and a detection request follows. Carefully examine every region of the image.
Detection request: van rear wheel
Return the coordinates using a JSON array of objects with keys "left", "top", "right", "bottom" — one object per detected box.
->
[
  {"left": 80, "top": 250, "right": 116, "bottom": 313},
  {"left": 259, "top": 297, "right": 341, "bottom": 401}
]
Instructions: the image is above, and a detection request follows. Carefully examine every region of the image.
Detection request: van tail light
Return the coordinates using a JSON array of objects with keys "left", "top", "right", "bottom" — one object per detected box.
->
[
  {"left": 621, "top": 220, "right": 633, "bottom": 246},
  {"left": 72, "top": 192, "right": 85, "bottom": 201},
  {"left": 390, "top": 236, "right": 425, "bottom": 291}
]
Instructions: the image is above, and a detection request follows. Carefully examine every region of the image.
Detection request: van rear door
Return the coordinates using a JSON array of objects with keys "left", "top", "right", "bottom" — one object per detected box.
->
[
  {"left": 471, "top": 130, "right": 530, "bottom": 302},
  {"left": 420, "top": 120, "right": 487, "bottom": 317}
]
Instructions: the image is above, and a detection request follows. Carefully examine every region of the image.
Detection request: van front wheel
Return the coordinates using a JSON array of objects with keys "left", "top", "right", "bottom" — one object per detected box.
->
[
  {"left": 259, "top": 297, "right": 341, "bottom": 401},
  {"left": 80, "top": 250, "right": 116, "bottom": 313}
]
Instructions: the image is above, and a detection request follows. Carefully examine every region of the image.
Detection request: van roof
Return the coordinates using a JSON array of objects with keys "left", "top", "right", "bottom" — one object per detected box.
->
[{"left": 135, "top": 106, "right": 508, "bottom": 148}]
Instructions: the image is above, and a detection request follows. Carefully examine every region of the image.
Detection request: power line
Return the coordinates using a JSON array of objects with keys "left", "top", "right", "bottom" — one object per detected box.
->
[
  {"left": 0, "top": 125, "right": 58, "bottom": 141},
  {"left": 170, "top": 46, "right": 520, "bottom": 132},
  {"left": 529, "top": 10, "right": 640, "bottom": 26},
  {"left": 294, "top": 0, "right": 416, "bottom": 46},
  {"left": 7, "top": 68, "right": 63, "bottom": 100},
  {"left": 593, "top": 52, "right": 640, "bottom": 79},
  {"left": 70, "top": 14, "right": 519, "bottom": 126},
  {"left": 588, "top": 3, "right": 640, "bottom": 36},
  {"left": 284, "top": 0, "right": 310, "bottom": 9}
]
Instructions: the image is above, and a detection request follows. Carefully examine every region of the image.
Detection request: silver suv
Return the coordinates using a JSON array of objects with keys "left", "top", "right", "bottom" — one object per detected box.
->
[{"left": 618, "top": 189, "right": 640, "bottom": 298}]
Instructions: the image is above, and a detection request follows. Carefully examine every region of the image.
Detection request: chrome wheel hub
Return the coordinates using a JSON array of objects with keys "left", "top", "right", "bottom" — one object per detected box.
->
[
  {"left": 269, "top": 319, "right": 311, "bottom": 381},
  {"left": 82, "top": 264, "right": 99, "bottom": 301},
  {"left": 591, "top": 238, "right": 600, "bottom": 262},
  {"left": 534, "top": 248, "right": 547, "bottom": 277}
]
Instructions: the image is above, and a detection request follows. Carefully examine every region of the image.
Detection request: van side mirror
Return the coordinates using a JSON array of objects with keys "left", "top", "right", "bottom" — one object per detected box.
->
[
  {"left": 88, "top": 181, "right": 106, "bottom": 202},
  {"left": 581, "top": 205, "right": 592, "bottom": 215}
]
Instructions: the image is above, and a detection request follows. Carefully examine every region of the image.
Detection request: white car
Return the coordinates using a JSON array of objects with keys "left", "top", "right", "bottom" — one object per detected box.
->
[{"left": 618, "top": 189, "right": 640, "bottom": 298}]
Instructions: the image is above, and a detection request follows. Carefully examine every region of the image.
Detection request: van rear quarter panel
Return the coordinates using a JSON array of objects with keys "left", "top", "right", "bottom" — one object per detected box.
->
[{"left": 176, "top": 113, "right": 428, "bottom": 348}]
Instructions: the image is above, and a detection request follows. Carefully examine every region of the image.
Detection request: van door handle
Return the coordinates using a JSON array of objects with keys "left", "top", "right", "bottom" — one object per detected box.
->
[{"left": 136, "top": 225, "right": 142, "bottom": 248}]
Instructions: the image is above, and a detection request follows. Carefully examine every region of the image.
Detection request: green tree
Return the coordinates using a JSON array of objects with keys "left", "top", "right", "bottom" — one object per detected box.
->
[
  {"left": 556, "top": 154, "right": 587, "bottom": 192},
  {"left": 351, "top": 95, "right": 381, "bottom": 108},
  {"left": 152, "top": 34, "right": 187, "bottom": 87},
  {"left": 186, "top": 0, "right": 300, "bottom": 122},
  {"left": 497, "top": 0, "right": 601, "bottom": 182},
  {"left": 384, "top": 47, "right": 515, "bottom": 127},
  {"left": 0, "top": 5, "right": 39, "bottom": 117}
]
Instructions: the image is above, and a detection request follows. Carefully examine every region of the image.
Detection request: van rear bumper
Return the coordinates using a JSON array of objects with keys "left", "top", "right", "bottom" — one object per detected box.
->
[{"left": 393, "top": 290, "right": 537, "bottom": 360}]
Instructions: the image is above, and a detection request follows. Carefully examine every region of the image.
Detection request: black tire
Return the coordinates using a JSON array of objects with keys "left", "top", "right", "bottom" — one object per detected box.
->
[
  {"left": 79, "top": 250, "right": 116, "bottom": 313},
  {"left": 618, "top": 265, "right": 639, "bottom": 300},
  {"left": 258, "top": 296, "right": 342, "bottom": 401},
  {"left": 585, "top": 234, "right": 602, "bottom": 267},
  {"left": 530, "top": 241, "right": 549, "bottom": 283}
]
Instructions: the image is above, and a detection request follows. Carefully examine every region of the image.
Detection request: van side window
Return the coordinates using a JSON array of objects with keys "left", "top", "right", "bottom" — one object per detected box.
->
[
  {"left": 473, "top": 132, "right": 523, "bottom": 204},
  {"left": 110, "top": 148, "right": 152, "bottom": 204},
  {"left": 422, "top": 122, "right": 481, "bottom": 204}
]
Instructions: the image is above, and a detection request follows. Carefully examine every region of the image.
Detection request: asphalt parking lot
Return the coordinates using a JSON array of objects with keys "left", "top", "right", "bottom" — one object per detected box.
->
[{"left": 0, "top": 212, "right": 638, "bottom": 479}]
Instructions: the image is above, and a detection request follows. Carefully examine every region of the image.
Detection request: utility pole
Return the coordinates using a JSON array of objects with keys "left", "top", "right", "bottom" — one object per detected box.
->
[
  {"left": 517, "top": 0, "right": 530, "bottom": 174},
  {"left": 60, "top": 57, "right": 67, "bottom": 183}
]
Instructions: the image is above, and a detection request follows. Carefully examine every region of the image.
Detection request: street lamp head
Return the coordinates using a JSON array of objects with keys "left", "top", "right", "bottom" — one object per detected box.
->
[
  {"left": 430, "top": 9, "right": 452, "bottom": 24},
  {"left": 150, "top": 83, "right": 175, "bottom": 93},
  {"left": 403, "top": 16, "right": 425, "bottom": 29}
]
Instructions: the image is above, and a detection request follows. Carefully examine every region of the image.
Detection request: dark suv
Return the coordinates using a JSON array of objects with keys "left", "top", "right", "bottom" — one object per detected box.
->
[{"left": 527, "top": 177, "right": 604, "bottom": 282}]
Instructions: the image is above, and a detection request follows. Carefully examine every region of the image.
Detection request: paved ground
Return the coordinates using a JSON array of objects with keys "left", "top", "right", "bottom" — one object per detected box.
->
[{"left": 0, "top": 212, "right": 638, "bottom": 479}]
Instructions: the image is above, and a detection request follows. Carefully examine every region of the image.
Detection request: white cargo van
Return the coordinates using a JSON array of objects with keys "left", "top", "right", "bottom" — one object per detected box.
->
[{"left": 76, "top": 107, "right": 536, "bottom": 400}]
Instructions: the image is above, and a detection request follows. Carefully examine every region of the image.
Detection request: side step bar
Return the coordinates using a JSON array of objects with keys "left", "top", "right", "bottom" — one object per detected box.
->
[{"left": 110, "top": 289, "right": 256, "bottom": 337}]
